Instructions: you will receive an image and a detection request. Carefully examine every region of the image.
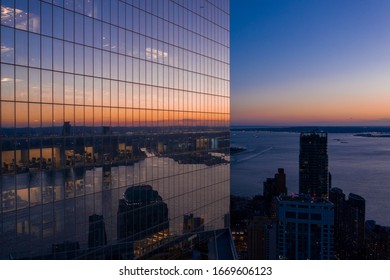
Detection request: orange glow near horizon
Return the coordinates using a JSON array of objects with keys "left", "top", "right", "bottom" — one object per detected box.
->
[
  {"left": 232, "top": 85, "right": 390, "bottom": 125},
  {"left": 1, "top": 105, "right": 229, "bottom": 128}
]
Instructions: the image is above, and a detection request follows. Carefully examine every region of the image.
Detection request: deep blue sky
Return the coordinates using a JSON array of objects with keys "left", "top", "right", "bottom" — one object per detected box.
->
[{"left": 231, "top": 0, "right": 390, "bottom": 125}]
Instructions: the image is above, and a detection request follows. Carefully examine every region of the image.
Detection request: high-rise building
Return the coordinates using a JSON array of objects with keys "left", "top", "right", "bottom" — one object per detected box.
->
[
  {"left": 299, "top": 131, "right": 329, "bottom": 197},
  {"left": 329, "top": 188, "right": 366, "bottom": 259},
  {"left": 247, "top": 216, "right": 277, "bottom": 260},
  {"left": 365, "top": 220, "right": 390, "bottom": 260},
  {"left": 277, "top": 194, "right": 334, "bottom": 260},
  {"left": 263, "top": 168, "right": 287, "bottom": 198},
  {"left": 0, "top": 0, "right": 231, "bottom": 259},
  {"left": 263, "top": 168, "right": 287, "bottom": 218}
]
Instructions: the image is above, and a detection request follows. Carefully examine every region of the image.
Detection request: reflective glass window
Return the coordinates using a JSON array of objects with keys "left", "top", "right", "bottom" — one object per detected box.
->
[
  {"left": 93, "top": 0, "right": 102, "bottom": 20},
  {"left": 85, "top": 47, "right": 93, "bottom": 76},
  {"left": 102, "top": 79, "right": 110, "bottom": 106},
  {"left": 84, "top": 76, "right": 93, "bottom": 106},
  {"left": 93, "top": 19, "right": 102, "bottom": 49},
  {"left": 29, "top": 33, "right": 41, "bottom": 67},
  {"left": 84, "top": 106, "right": 92, "bottom": 126},
  {"left": 110, "top": 53, "right": 118, "bottom": 80},
  {"left": 102, "top": 22, "right": 110, "bottom": 51},
  {"left": 84, "top": 16, "right": 93, "bottom": 47},
  {"left": 93, "top": 48, "right": 102, "bottom": 77},
  {"left": 41, "top": 2, "right": 53, "bottom": 36},
  {"left": 93, "top": 106, "right": 102, "bottom": 128},
  {"left": 102, "top": 107, "right": 110, "bottom": 126},
  {"left": 1, "top": 101, "right": 14, "bottom": 135},
  {"left": 53, "top": 39, "right": 64, "bottom": 71},
  {"left": 29, "top": 0, "right": 41, "bottom": 33},
  {"left": 53, "top": 0, "right": 64, "bottom": 7},
  {"left": 111, "top": 81, "right": 118, "bottom": 107},
  {"left": 41, "top": 36, "right": 53, "bottom": 70},
  {"left": 132, "top": 58, "right": 139, "bottom": 83},
  {"left": 29, "top": 103, "right": 41, "bottom": 131},
  {"left": 64, "top": 74, "right": 74, "bottom": 104},
  {"left": 1, "top": 0, "right": 15, "bottom": 27},
  {"left": 64, "top": 105, "right": 74, "bottom": 128},
  {"left": 29, "top": 68, "right": 41, "bottom": 102},
  {"left": 84, "top": 0, "right": 93, "bottom": 17},
  {"left": 102, "top": 51, "right": 110, "bottom": 79},
  {"left": 15, "top": 102, "right": 28, "bottom": 129},
  {"left": 118, "top": 28, "right": 126, "bottom": 55},
  {"left": 75, "top": 0, "right": 83, "bottom": 14},
  {"left": 118, "top": 2, "right": 126, "bottom": 28},
  {"left": 41, "top": 70, "right": 53, "bottom": 103},
  {"left": 118, "top": 55, "right": 126, "bottom": 81},
  {"left": 15, "top": 66, "right": 28, "bottom": 102},
  {"left": 74, "top": 13, "right": 84, "bottom": 44},
  {"left": 15, "top": 0, "right": 28, "bottom": 31},
  {"left": 111, "top": 0, "right": 118, "bottom": 25},
  {"left": 74, "top": 75, "right": 84, "bottom": 105},
  {"left": 15, "top": 30, "right": 28, "bottom": 66},
  {"left": 64, "top": 42, "right": 74, "bottom": 73},
  {"left": 64, "top": 10, "right": 74, "bottom": 41},
  {"left": 1, "top": 26, "right": 14, "bottom": 63},
  {"left": 1, "top": 64, "right": 14, "bottom": 100},
  {"left": 125, "top": 30, "right": 132, "bottom": 56},
  {"left": 139, "top": 10, "right": 146, "bottom": 35},
  {"left": 74, "top": 44, "right": 84, "bottom": 75},
  {"left": 102, "top": 0, "right": 111, "bottom": 23},
  {"left": 53, "top": 72, "right": 64, "bottom": 104},
  {"left": 65, "top": 0, "right": 74, "bottom": 9},
  {"left": 133, "top": 7, "right": 139, "bottom": 33},
  {"left": 125, "top": 57, "right": 132, "bottom": 83},
  {"left": 94, "top": 78, "right": 102, "bottom": 106},
  {"left": 119, "top": 82, "right": 125, "bottom": 108},
  {"left": 53, "top": 104, "right": 64, "bottom": 128},
  {"left": 125, "top": 83, "right": 132, "bottom": 108},
  {"left": 53, "top": 6, "right": 64, "bottom": 39},
  {"left": 75, "top": 105, "right": 84, "bottom": 129}
]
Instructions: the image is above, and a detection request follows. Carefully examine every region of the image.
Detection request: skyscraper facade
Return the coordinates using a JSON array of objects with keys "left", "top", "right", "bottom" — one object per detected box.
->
[
  {"left": 329, "top": 188, "right": 366, "bottom": 259},
  {"left": 277, "top": 195, "right": 334, "bottom": 260},
  {"left": 299, "top": 131, "right": 329, "bottom": 197},
  {"left": 0, "top": 0, "right": 230, "bottom": 259}
]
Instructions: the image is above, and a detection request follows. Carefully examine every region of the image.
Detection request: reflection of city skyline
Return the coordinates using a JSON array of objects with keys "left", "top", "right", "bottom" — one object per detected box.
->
[{"left": 1, "top": 124, "right": 230, "bottom": 259}]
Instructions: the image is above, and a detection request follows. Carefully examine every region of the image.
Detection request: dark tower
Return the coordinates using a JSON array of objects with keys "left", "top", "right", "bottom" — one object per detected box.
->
[
  {"left": 299, "top": 131, "right": 329, "bottom": 197},
  {"left": 88, "top": 214, "right": 107, "bottom": 248},
  {"left": 329, "top": 188, "right": 366, "bottom": 259},
  {"left": 347, "top": 193, "right": 366, "bottom": 258}
]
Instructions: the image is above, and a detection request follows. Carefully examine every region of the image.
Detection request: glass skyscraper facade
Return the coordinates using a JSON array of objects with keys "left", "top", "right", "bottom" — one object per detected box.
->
[{"left": 0, "top": 0, "right": 230, "bottom": 259}]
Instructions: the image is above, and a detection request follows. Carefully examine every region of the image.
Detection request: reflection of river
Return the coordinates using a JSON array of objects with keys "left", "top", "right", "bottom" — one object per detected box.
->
[{"left": 1, "top": 156, "right": 229, "bottom": 258}]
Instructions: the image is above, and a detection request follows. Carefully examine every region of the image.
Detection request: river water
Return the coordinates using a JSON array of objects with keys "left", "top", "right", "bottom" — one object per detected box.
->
[{"left": 231, "top": 130, "right": 390, "bottom": 226}]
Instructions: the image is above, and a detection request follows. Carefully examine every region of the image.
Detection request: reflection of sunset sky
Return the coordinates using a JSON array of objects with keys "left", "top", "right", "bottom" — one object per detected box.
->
[
  {"left": 1, "top": 103, "right": 229, "bottom": 127},
  {"left": 1, "top": 2, "right": 229, "bottom": 128},
  {"left": 231, "top": 0, "right": 390, "bottom": 125}
]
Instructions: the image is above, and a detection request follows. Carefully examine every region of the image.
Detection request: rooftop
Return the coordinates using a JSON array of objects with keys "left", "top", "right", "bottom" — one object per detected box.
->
[{"left": 278, "top": 194, "right": 332, "bottom": 204}]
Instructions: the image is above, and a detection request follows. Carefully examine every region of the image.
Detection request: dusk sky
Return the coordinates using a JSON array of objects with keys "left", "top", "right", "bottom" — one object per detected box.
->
[{"left": 231, "top": 0, "right": 390, "bottom": 126}]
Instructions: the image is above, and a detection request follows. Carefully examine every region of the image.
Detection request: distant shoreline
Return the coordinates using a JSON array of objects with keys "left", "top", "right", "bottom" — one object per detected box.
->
[
  {"left": 354, "top": 133, "right": 390, "bottom": 138},
  {"left": 231, "top": 126, "right": 390, "bottom": 134}
]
